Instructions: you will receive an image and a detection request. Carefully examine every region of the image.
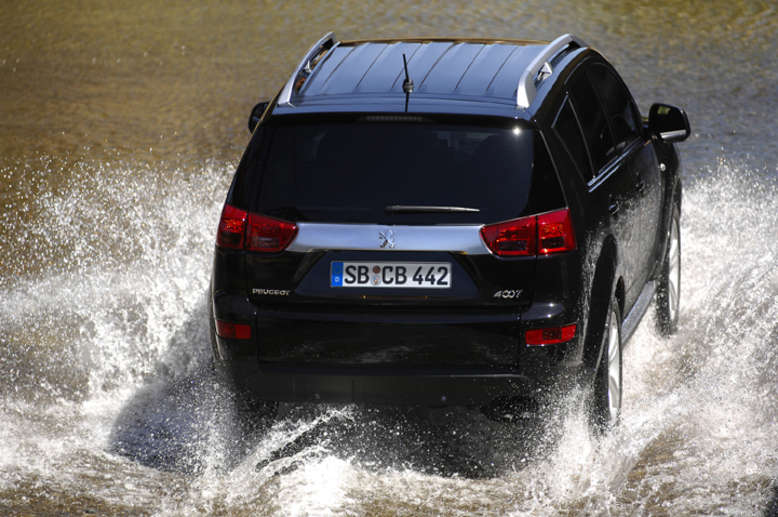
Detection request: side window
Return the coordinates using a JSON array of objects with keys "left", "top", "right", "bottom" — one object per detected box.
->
[
  {"left": 587, "top": 63, "right": 640, "bottom": 153},
  {"left": 567, "top": 67, "right": 612, "bottom": 173},
  {"left": 525, "top": 132, "right": 565, "bottom": 213},
  {"left": 552, "top": 98, "right": 591, "bottom": 180}
]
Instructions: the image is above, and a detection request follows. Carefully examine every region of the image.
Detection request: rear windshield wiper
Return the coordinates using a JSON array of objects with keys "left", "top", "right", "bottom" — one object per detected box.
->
[{"left": 385, "top": 205, "right": 480, "bottom": 213}]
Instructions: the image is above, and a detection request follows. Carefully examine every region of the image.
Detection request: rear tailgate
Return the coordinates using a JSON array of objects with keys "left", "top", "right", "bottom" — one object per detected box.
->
[{"left": 227, "top": 114, "right": 567, "bottom": 368}]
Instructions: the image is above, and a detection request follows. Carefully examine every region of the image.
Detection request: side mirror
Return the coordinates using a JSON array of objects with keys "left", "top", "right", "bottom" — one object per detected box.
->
[
  {"left": 648, "top": 103, "right": 690, "bottom": 142},
  {"left": 248, "top": 101, "right": 269, "bottom": 133}
]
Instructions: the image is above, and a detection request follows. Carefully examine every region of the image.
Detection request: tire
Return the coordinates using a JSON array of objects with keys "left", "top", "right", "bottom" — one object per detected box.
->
[
  {"left": 656, "top": 204, "right": 681, "bottom": 336},
  {"left": 589, "top": 296, "right": 622, "bottom": 434}
]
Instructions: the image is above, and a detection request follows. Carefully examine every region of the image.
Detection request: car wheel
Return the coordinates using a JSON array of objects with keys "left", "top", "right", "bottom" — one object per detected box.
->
[
  {"left": 589, "top": 296, "right": 622, "bottom": 434},
  {"left": 656, "top": 204, "right": 681, "bottom": 336}
]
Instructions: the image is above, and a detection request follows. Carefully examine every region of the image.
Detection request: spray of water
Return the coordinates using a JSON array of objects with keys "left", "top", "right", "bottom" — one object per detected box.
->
[{"left": 0, "top": 157, "right": 776, "bottom": 515}]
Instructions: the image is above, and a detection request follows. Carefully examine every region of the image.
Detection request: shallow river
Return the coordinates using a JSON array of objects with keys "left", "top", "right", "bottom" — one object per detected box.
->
[{"left": 1, "top": 1, "right": 777, "bottom": 515}]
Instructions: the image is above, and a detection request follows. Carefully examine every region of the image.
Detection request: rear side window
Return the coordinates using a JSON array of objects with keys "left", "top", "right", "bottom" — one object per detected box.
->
[
  {"left": 526, "top": 134, "right": 566, "bottom": 214},
  {"left": 553, "top": 99, "right": 591, "bottom": 180},
  {"left": 236, "top": 116, "right": 562, "bottom": 225},
  {"left": 567, "top": 68, "right": 613, "bottom": 174}
]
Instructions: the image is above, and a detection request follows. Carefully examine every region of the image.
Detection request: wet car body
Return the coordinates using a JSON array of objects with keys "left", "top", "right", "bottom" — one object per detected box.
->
[{"left": 209, "top": 33, "right": 689, "bottom": 423}]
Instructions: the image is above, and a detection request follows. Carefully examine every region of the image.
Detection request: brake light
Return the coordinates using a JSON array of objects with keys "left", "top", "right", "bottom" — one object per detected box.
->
[
  {"left": 480, "top": 208, "right": 575, "bottom": 257},
  {"left": 246, "top": 213, "right": 298, "bottom": 253},
  {"left": 216, "top": 204, "right": 297, "bottom": 252},
  {"left": 537, "top": 208, "right": 576, "bottom": 254},
  {"left": 479, "top": 215, "right": 536, "bottom": 256},
  {"left": 526, "top": 324, "right": 576, "bottom": 346},
  {"left": 216, "top": 204, "right": 247, "bottom": 249},
  {"left": 215, "top": 319, "right": 252, "bottom": 340}
]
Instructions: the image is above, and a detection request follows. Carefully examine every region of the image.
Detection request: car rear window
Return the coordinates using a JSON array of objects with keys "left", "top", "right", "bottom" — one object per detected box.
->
[{"left": 232, "top": 115, "right": 562, "bottom": 225}]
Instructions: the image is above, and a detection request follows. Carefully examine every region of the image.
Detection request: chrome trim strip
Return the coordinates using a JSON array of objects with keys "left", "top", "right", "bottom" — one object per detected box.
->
[
  {"left": 586, "top": 139, "right": 642, "bottom": 191},
  {"left": 278, "top": 32, "right": 336, "bottom": 106},
  {"left": 287, "top": 223, "right": 490, "bottom": 254},
  {"left": 516, "top": 33, "right": 587, "bottom": 109}
]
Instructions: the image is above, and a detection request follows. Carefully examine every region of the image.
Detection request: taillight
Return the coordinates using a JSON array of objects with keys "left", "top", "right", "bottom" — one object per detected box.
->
[
  {"left": 480, "top": 208, "right": 575, "bottom": 257},
  {"left": 525, "top": 324, "right": 576, "bottom": 346},
  {"left": 479, "top": 215, "right": 536, "bottom": 256},
  {"left": 216, "top": 204, "right": 297, "bottom": 253},
  {"left": 537, "top": 208, "right": 576, "bottom": 254},
  {"left": 246, "top": 213, "right": 298, "bottom": 252},
  {"left": 215, "top": 319, "right": 252, "bottom": 340},
  {"left": 216, "top": 204, "right": 247, "bottom": 249}
]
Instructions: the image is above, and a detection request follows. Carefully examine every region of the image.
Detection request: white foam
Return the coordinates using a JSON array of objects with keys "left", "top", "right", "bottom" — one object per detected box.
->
[{"left": 1, "top": 158, "right": 776, "bottom": 514}]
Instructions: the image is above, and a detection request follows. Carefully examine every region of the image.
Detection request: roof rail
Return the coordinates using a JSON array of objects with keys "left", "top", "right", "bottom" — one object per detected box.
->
[
  {"left": 278, "top": 32, "right": 337, "bottom": 106},
  {"left": 516, "top": 33, "right": 587, "bottom": 109}
]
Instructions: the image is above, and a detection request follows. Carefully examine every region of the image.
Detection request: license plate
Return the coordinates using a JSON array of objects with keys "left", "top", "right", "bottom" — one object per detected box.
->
[{"left": 330, "top": 262, "right": 451, "bottom": 288}]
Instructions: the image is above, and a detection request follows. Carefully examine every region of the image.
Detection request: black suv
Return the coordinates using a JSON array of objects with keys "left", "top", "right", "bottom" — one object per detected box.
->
[{"left": 209, "top": 33, "right": 689, "bottom": 430}]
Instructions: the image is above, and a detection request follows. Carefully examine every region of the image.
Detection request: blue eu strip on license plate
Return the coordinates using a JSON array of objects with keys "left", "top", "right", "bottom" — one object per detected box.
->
[
  {"left": 330, "top": 261, "right": 451, "bottom": 288},
  {"left": 331, "top": 261, "right": 344, "bottom": 287}
]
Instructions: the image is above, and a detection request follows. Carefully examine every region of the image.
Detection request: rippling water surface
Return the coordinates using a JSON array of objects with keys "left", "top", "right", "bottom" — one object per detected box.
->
[{"left": 1, "top": 1, "right": 776, "bottom": 515}]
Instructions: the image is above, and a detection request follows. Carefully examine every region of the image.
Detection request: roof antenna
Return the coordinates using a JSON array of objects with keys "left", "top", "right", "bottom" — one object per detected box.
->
[{"left": 402, "top": 53, "right": 414, "bottom": 112}]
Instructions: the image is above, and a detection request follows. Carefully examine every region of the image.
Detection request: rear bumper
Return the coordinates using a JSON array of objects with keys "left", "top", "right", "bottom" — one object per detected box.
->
[
  {"left": 212, "top": 293, "right": 584, "bottom": 406},
  {"left": 224, "top": 362, "right": 583, "bottom": 406}
]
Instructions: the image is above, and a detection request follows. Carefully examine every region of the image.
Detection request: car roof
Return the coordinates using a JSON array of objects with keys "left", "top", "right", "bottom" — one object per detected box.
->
[{"left": 270, "top": 33, "right": 588, "bottom": 119}]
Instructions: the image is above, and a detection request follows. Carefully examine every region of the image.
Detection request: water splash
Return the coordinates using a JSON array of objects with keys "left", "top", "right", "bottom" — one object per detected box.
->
[{"left": 0, "top": 157, "right": 776, "bottom": 515}]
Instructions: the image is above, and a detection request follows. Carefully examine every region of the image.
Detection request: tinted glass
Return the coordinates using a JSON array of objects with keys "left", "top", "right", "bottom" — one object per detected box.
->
[
  {"left": 568, "top": 69, "right": 613, "bottom": 173},
  {"left": 553, "top": 100, "right": 591, "bottom": 180},
  {"left": 238, "top": 117, "right": 555, "bottom": 224},
  {"left": 526, "top": 134, "right": 566, "bottom": 213},
  {"left": 587, "top": 63, "right": 639, "bottom": 154}
]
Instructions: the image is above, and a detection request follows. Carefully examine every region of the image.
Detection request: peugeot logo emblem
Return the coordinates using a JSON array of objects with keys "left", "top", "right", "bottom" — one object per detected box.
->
[{"left": 379, "top": 229, "right": 396, "bottom": 249}]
